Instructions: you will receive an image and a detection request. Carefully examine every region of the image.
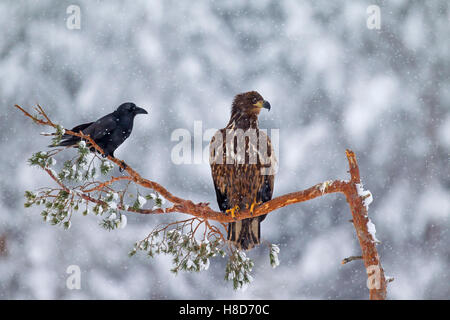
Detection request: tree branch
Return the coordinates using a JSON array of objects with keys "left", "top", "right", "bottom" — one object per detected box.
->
[
  {"left": 344, "top": 150, "right": 387, "bottom": 300},
  {"left": 15, "top": 104, "right": 389, "bottom": 299}
]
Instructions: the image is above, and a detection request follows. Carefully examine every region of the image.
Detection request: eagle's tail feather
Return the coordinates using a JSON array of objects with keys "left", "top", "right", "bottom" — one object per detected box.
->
[{"left": 227, "top": 218, "right": 260, "bottom": 251}]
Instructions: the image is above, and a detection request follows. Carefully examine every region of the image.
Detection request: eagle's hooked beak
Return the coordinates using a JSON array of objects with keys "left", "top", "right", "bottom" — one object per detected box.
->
[
  {"left": 254, "top": 100, "right": 271, "bottom": 111},
  {"left": 134, "top": 107, "right": 148, "bottom": 115},
  {"left": 262, "top": 100, "right": 271, "bottom": 111}
]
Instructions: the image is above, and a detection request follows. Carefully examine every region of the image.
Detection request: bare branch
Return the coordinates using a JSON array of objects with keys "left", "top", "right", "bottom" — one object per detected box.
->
[
  {"left": 341, "top": 255, "right": 363, "bottom": 265},
  {"left": 16, "top": 104, "right": 389, "bottom": 299}
]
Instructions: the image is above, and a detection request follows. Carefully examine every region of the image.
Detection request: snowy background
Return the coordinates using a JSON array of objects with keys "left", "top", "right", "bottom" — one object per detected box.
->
[{"left": 0, "top": 0, "right": 449, "bottom": 299}]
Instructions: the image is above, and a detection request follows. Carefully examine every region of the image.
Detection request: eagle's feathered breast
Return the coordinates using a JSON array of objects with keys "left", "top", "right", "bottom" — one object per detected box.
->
[
  {"left": 209, "top": 91, "right": 275, "bottom": 250},
  {"left": 210, "top": 127, "right": 276, "bottom": 212}
]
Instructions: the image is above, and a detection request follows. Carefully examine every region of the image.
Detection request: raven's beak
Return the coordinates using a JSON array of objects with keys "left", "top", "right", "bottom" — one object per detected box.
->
[
  {"left": 262, "top": 100, "right": 271, "bottom": 111},
  {"left": 135, "top": 107, "right": 148, "bottom": 115}
]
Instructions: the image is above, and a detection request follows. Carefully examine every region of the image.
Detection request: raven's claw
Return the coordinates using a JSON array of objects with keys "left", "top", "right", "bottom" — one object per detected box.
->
[{"left": 119, "top": 161, "right": 127, "bottom": 172}]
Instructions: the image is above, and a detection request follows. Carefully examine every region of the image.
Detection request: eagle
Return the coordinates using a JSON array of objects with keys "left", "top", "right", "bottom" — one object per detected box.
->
[{"left": 209, "top": 91, "right": 276, "bottom": 250}]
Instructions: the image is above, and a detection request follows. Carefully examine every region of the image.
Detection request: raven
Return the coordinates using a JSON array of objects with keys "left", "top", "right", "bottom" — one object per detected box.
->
[{"left": 51, "top": 102, "right": 148, "bottom": 158}]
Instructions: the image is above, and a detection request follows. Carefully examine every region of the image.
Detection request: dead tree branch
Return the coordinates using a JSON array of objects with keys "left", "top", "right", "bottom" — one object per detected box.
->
[{"left": 15, "top": 104, "right": 389, "bottom": 299}]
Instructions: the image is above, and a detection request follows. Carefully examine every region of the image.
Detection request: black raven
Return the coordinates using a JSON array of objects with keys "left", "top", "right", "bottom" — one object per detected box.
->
[{"left": 51, "top": 102, "right": 148, "bottom": 158}]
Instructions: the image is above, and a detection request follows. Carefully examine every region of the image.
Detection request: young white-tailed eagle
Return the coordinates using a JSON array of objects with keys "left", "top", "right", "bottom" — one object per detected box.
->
[{"left": 209, "top": 91, "right": 276, "bottom": 250}]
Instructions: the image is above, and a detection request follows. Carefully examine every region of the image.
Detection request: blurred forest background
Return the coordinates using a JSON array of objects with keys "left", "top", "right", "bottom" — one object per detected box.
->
[{"left": 0, "top": 0, "right": 449, "bottom": 299}]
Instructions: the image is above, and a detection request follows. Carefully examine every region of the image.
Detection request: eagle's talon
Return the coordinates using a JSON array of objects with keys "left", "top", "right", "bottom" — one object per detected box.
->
[
  {"left": 249, "top": 201, "right": 262, "bottom": 216},
  {"left": 226, "top": 205, "right": 240, "bottom": 220}
]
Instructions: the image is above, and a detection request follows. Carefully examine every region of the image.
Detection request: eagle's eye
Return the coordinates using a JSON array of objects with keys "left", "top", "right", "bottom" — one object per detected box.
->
[{"left": 252, "top": 98, "right": 257, "bottom": 104}]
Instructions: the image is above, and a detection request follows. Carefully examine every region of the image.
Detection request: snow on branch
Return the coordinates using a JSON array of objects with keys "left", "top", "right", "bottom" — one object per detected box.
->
[{"left": 15, "top": 104, "right": 389, "bottom": 298}]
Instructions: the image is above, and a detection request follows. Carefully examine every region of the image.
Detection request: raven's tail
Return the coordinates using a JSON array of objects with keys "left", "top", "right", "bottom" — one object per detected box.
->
[
  {"left": 48, "top": 136, "right": 80, "bottom": 148},
  {"left": 227, "top": 218, "right": 260, "bottom": 251},
  {"left": 48, "top": 122, "right": 93, "bottom": 147}
]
